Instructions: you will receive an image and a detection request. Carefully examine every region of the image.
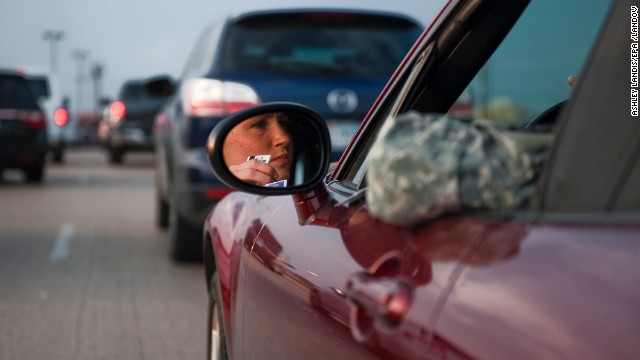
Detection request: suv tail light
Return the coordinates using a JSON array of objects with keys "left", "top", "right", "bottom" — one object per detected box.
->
[
  {"left": 21, "top": 111, "right": 46, "bottom": 129},
  {"left": 54, "top": 107, "right": 68, "bottom": 126},
  {"left": 109, "top": 101, "right": 126, "bottom": 122},
  {"left": 182, "top": 79, "right": 260, "bottom": 117}
]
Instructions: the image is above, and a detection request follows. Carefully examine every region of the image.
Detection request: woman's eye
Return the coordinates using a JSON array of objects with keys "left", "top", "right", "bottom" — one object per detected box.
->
[
  {"left": 249, "top": 120, "right": 267, "bottom": 129},
  {"left": 277, "top": 118, "right": 290, "bottom": 129}
]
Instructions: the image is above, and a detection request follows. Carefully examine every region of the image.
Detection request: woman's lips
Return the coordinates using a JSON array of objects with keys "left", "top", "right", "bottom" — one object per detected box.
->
[{"left": 271, "top": 154, "right": 289, "bottom": 164}]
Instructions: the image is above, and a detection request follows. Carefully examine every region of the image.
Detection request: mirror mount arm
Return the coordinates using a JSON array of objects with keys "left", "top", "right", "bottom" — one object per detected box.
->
[{"left": 292, "top": 184, "right": 331, "bottom": 225}]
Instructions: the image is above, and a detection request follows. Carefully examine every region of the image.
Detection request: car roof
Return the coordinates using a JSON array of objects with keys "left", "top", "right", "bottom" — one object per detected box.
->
[
  {"left": 121, "top": 79, "right": 145, "bottom": 86},
  {"left": 15, "top": 66, "right": 58, "bottom": 83},
  {"left": 228, "top": 7, "right": 423, "bottom": 27},
  {"left": 0, "top": 69, "right": 23, "bottom": 78}
]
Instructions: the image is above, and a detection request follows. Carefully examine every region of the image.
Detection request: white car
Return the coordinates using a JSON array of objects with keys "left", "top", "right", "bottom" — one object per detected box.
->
[{"left": 21, "top": 66, "right": 75, "bottom": 163}]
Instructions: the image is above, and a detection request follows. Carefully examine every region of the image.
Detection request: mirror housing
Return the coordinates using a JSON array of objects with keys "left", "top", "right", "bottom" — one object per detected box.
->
[{"left": 207, "top": 102, "right": 332, "bottom": 195}]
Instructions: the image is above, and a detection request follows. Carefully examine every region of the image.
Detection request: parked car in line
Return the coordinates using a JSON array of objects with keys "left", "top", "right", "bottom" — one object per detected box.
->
[
  {"left": 203, "top": 0, "right": 639, "bottom": 359},
  {"left": 21, "top": 67, "right": 74, "bottom": 163},
  {"left": 100, "top": 75, "right": 173, "bottom": 164},
  {"left": 0, "top": 70, "right": 48, "bottom": 182},
  {"left": 154, "top": 8, "right": 424, "bottom": 261}
]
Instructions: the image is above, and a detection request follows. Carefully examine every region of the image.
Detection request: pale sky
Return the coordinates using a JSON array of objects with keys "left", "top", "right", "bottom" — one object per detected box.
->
[{"left": 0, "top": 0, "right": 445, "bottom": 113}]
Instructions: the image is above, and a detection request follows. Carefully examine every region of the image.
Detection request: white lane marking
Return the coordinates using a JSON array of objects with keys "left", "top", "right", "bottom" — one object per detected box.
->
[
  {"left": 79, "top": 173, "right": 90, "bottom": 185},
  {"left": 49, "top": 223, "right": 75, "bottom": 263}
]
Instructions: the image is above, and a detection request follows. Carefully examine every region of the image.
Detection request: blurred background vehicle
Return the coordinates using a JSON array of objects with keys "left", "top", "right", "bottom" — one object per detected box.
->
[
  {"left": 155, "top": 8, "right": 424, "bottom": 261},
  {"left": 20, "top": 66, "right": 75, "bottom": 163},
  {"left": 0, "top": 70, "right": 48, "bottom": 182},
  {"left": 100, "top": 75, "right": 174, "bottom": 164}
]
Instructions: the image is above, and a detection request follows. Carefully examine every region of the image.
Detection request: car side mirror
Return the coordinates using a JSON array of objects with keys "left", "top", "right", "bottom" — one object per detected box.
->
[{"left": 206, "top": 102, "right": 332, "bottom": 195}]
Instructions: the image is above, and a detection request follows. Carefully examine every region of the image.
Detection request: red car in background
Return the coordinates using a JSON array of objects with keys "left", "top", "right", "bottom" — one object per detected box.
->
[{"left": 203, "top": 0, "right": 639, "bottom": 359}]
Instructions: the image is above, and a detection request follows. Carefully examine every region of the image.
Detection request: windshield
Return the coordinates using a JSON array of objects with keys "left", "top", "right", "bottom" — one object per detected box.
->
[
  {"left": 120, "top": 82, "right": 145, "bottom": 100},
  {"left": 0, "top": 75, "right": 39, "bottom": 109},
  {"left": 222, "top": 21, "right": 422, "bottom": 77}
]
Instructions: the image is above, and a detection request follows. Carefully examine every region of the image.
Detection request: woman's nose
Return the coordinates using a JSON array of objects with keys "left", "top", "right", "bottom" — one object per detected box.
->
[{"left": 272, "top": 123, "right": 291, "bottom": 146}]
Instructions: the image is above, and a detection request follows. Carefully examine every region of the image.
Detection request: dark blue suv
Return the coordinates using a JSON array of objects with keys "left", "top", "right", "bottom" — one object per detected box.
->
[
  {"left": 0, "top": 70, "right": 48, "bottom": 183},
  {"left": 154, "top": 8, "right": 423, "bottom": 261}
]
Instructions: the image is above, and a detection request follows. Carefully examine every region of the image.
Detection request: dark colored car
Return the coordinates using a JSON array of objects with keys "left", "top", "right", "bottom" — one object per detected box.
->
[
  {"left": 101, "top": 75, "right": 173, "bottom": 164},
  {"left": 154, "top": 8, "right": 423, "bottom": 261},
  {"left": 22, "top": 68, "right": 74, "bottom": 163},
  {"left": 0, "top": 70, "right": 48, "bottom": 182},
  {"left": 203, "top": 0, "right": 639, "bottom": 359}
]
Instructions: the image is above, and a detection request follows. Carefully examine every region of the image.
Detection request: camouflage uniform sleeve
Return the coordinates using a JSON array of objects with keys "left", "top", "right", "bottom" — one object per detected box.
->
[{"left": 366, "top": 111, "right": 545, "bottom": 226}]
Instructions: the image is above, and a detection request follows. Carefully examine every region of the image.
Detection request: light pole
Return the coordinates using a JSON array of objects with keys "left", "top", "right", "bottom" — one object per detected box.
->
[
  {"left": 43, "top": 30, "right": 65, "bottom": 73},
  {"left": 91, "top": 63, "right": 105, "bottom": 113},
  {"left": 71, "top": 49, "right": 90, "bottom": 113}
]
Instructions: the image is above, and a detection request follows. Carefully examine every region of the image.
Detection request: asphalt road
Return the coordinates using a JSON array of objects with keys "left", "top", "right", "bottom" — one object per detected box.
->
[{"left": 0, "top": 147, "right": 206, "bottom": 360}]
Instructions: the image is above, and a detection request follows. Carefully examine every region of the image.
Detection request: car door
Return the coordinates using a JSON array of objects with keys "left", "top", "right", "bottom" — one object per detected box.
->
[
  {"left": 239, "top": 1, "right": 532, "bottom": 358},
  {"left": 221, "top": 0, "right": 637, "bottom": 358},
  {"left": 430, "top": 1, "right": 640, "bottom": 358},
  {"left": 241, "top": 192, "right": 493, "bottom": 359}
]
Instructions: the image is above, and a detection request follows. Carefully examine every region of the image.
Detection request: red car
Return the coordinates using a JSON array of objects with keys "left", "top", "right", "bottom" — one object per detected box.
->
[{"left": 203, "top": 0, "right": 640, "bottom": 359}]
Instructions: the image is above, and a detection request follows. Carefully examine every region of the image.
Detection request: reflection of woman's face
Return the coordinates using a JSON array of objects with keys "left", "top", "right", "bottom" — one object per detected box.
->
[{"left": 223, "top": 113, "right": 293, "bottom": 180}]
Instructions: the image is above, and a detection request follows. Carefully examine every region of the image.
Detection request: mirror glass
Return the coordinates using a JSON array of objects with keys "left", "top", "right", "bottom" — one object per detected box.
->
[{"left": 222, "top": 111, "right": 325, "bottom": 188}]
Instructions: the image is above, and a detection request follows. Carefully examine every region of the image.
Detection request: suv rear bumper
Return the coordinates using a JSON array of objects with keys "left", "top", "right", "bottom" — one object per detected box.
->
[
  {"left": 172, "top": 184, "right": 233, "bottom": 229},
  {"left": 170, "top": 149, "right": 234, "bottom": 228},
  {"left": 0, "top": 145, "right": 47, "bottom": 169},
  {"left": 110, "top": 128, "right": 155, "bottom": 150}
]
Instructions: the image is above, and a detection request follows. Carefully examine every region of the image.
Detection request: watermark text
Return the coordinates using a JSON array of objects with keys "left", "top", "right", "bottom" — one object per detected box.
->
[{"left": 631, "top": 6, "right": 638, "bottom": 116}]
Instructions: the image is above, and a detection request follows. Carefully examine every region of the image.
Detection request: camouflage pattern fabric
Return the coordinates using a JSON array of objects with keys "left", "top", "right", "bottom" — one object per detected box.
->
[{"left": 366, "top": 111, "right": 543, "bottom": 226}]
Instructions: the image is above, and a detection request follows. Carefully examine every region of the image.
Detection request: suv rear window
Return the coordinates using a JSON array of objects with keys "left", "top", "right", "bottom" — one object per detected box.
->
[
  {"left": 221, "top": 13, "right": 422, "bottom": 77},
  {"left": 120, "top": 82, "right": 168, "bottom": 101},
  {"left": 120, "top": 82, "right": 146, "bottom": 100},
  {"left": 25, "top": 77, "right": 50, "bottom": 100},
  {"left": 0, "top": 75, "right": 39, "bottom": 109}
]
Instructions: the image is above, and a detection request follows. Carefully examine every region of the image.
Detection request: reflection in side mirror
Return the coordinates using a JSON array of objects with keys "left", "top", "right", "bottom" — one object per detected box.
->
[
  {"left": 207, "top": 103, "right": 332, "bottom": 195},
  {"left": 223, "top": 112, "right": 294, "bottom": 187}
]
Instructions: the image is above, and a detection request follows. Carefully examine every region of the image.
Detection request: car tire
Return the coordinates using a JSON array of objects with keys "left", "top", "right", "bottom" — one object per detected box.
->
[
  {"left": 169, "top": 205, "right": 202, "bottom": 262},
  {"left": 52, "top": 148, "right": 64, "bottom": 163},
  {"left": 208, "top": 271, "right": 228, "bottom": 360},
  {"left": 109, "top": 147, "right": 123, "bottom": 164},
  {"left": 155, "top": 189, "right": 169, "bottom": 229},
  {"left": 24, "top": 160, "right": 45, "bottom": 183}
]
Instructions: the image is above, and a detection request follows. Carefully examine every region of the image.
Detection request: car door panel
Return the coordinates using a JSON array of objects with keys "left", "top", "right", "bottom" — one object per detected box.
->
[
  {"left": 238, "top": 191, "right": 499, "bottom": 359},
  {"left": 434, "top": 223, "right": 640, "bottom": 359},
  {"left": 241, "top": 196, "right": 376, "bottom": 359}
]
